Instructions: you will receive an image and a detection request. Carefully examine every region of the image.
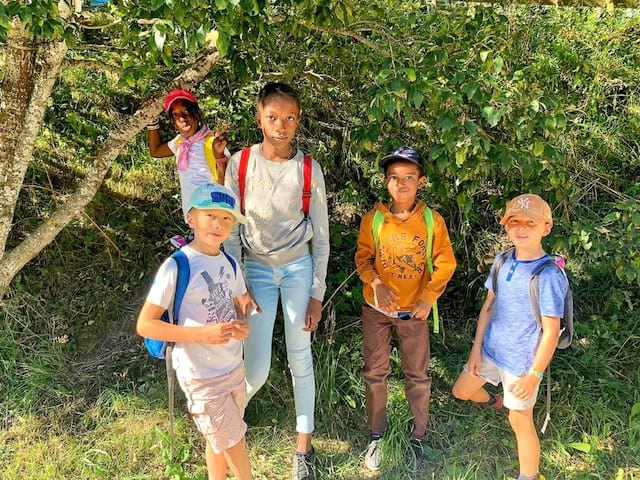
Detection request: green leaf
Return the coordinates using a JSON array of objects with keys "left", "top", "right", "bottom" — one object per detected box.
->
[
  {"left": 566, "top": 442, "right": 596, "bottom": 454},
  {"left": 412, "top": 91, "right": 424, "bottom": 109},
  {"left": 530, "top": 99, "right": 540, "bottom": 113},
  {"left": 215, "top": 0, "right": 228, "bottom": 9},
  {"left": 216, "top": 31, "right": 230, "bottom": 57},
  {"left": 482, "top": 106, "right": 502, "bottom": 127},
  {"left": 463, "top": 82, "right": 479, "bottom": 101},
  {"left": 403, "top": 68, "right": 417, "bottom": 82},
  {"left": 480, "top": 50, "right": 490, "bottom": 62},
  {"left": 455, "top": 148, "right": 467, "bottom": 166},
  {"left": 533, "top": 140, "right": 544, "bottom": 157},
  {"left": 436, "top": 113, "right": 457, "bottom": 131},
  {"left": 153, "top": 27, "right": 166, "bottom": 51}
]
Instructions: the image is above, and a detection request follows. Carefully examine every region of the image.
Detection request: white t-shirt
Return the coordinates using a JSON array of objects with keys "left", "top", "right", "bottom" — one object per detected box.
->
[
  {"left": 168, "top": 135, "right": 214, "bottom": 223},
  {"left": 146, "top": 245, "right": 247, "bottom": 379}
]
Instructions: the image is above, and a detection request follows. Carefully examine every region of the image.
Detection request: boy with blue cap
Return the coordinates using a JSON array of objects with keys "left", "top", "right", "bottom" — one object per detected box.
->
[{"left": 137, "top": 183, "right": 254, "bottom": 480}]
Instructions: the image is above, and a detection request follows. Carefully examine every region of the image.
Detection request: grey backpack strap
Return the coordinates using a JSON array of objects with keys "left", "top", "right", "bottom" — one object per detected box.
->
[
  {"left": 528, "top": 258, "right": 560, "bottom": 435},
  {"left": 165, "top": 345, "right": 176, "bottom": 461},
  {"left": 491, "top": 247, "right": 514, "bottom": 295}
]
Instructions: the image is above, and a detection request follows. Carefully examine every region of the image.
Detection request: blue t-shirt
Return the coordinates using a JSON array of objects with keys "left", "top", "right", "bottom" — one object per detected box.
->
[{"left": 482, "top": 251, "right": 568, "bottom": 376}]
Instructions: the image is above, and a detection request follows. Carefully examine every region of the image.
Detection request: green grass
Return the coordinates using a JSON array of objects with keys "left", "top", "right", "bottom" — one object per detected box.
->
[{"left": 2, "top": 286, "right": 639, "bottom": 479}]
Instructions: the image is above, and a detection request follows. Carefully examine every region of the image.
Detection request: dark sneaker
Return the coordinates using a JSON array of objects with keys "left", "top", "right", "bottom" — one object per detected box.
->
[
  {"left": 405, "top": 438, "right": 423, "bottom": 472},
  {"left": 292, "top": 446, "right": 315, "bottom": 480},
  {"left": 364, "top": 437, "right": 382, "bottom": 471}
]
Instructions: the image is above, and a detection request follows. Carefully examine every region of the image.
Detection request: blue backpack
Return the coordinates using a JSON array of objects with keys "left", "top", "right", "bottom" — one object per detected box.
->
[{"left": 144, "top": 250, "right": 191, "bottom": 359}]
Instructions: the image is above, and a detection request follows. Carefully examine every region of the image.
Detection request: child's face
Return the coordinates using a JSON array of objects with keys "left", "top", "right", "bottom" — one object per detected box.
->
[
  {"left": 504, "top": 214, "right": 551, "bottom": 249},
  {"left": 170, "top": 99, "right": 199, "bottom": 137},
  {"left": 256, "top": 95, "right": 300, "bottom": 149},
  {"left": 384, "top": 161, "right": 426, "bottom": 204},
  {"left": 187, "top": 208, "right": 234, "bottom": 251}
]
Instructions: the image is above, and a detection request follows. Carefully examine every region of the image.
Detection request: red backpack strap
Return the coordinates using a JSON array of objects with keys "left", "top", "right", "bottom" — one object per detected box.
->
[
  {"left": 238, "top": 147, "right": 251, "bottom": 215},
  {"left": 302, "top": 154, "right": 312, "bottom": 216}
]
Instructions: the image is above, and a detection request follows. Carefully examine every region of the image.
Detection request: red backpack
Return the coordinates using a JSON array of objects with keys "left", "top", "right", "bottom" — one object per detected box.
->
[{"left": 238, "top": 147, "right": 312, "bottom": 216}]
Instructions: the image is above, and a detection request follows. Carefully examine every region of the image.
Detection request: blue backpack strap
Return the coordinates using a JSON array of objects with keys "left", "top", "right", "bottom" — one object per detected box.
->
[{"left": 170, "top": 249, "right": 191, "bottom": 323}]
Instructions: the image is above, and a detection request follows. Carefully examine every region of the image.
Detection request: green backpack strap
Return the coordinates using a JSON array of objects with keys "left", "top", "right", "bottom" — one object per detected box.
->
[
  {"left": 423, "top": 207, "right": 439, "bottom": 333},
  {"left": 371, "top": 207, "right": 439, "bottom": 333},
  {"left": 372, "top": 209, "right": 384, "bottom": 250}
]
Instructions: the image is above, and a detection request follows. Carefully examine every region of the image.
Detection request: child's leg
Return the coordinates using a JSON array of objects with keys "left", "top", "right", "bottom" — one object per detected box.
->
[
  {"left": 395, "top": 317, "right": 431, "bottom": 439},
  {"left": 243, "top": 259, "right": 280, "bottom": 400},
  {"left": 205, "top": 442, "right": 229, "bottom": 480},
  {"left": 280, "top": 255, "right": 315, "bottom": 450},
  {"left": 508, "top": 408, "right": 539, "bottom": 478},
  {"left": 222, "top": 437, "right": 253, "bottom": 480},
  {"left": 361, "top": 305, "right": 394, "bottom": 436},
  {"left": 452, "top": 370, "right": 491, "bottom": 403}
]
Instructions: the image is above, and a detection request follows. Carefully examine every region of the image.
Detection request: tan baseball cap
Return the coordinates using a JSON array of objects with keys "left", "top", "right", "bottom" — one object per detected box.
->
[{"left": 500, "top": 194, "right": 552, "bottom": 226}]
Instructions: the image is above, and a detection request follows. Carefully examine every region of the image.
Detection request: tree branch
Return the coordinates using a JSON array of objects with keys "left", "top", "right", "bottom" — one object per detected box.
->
[{"left": 0, "top": 47, "right": 221, "bottom": 293}]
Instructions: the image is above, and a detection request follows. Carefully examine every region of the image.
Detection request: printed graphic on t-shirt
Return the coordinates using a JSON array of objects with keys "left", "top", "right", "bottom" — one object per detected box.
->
[
  {"left": 380, "top": 232, "right": 426, "bottom": 280},
  {"left": 200, "top": 268, "right": 235, "bottom": 324}
]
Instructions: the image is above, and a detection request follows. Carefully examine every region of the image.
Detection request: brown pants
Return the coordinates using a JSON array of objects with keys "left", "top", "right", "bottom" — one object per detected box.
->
[{"left": 361, "top": 304, "right": 432, "bottom": 439}]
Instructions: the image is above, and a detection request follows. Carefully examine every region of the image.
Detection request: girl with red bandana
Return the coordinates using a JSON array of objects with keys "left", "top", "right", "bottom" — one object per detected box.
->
[{"left": 147, "top": 89, "right": 229, "bottom": 227}]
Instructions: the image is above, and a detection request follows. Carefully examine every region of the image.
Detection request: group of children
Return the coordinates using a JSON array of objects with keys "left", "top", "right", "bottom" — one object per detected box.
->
[{"left": 136, "top": 83, "right": 569, "bottom": 480}]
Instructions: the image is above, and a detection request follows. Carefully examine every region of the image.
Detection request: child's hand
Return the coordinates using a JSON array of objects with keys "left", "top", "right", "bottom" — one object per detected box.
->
[
  {"left": 508, "top": 373, "right": 540, "bottom": 400},
  {"left": 411, "top": 299, "right": 432, "bottom": 320},
  {"left": 372, "top": 280, "right": 400, "bottom": 315},
  {"left": 212, "top": 119, "right": 230, "bottom": 158},
  {"left": 230, "top": 319, "right": 250, "bottom": 340},
  {"left": 466, "top": 347, "right": 482, "bottom": 378},
  {"left": 303, "top": 297, "right": 322, "bottom": 332},
  {"left": 235, "top": 291, "right": 262, "bottom": 317},
  {"left": 198, "top": 323, "right": 234, "bottom": 344}
]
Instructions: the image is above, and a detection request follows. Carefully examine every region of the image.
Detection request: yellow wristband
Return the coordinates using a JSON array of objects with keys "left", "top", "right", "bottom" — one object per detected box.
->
[{"left": 529, "top": 368, "right": 544, "bottom": 379}]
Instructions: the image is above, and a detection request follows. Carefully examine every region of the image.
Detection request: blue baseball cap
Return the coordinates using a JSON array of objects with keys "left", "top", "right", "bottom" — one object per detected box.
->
[
  {"left": 187, "top": 183, "right": 247, "bottom": 224},
  {"left": 379, "top": 146, "right": 423, "bottom": 171}
]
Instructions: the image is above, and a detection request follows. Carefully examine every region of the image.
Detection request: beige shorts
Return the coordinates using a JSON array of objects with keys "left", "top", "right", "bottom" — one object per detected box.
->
[
  {"left": 464, "top": 355, "right": 540, "bottom": 410},
  {"left": 177, "top": 364, "right": 247, "bottom": 454}
]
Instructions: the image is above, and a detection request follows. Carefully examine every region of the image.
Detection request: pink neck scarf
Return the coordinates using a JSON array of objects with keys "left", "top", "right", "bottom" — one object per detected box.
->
[{"left": 176, "top": 126, "right": 213, "bottom": 171}]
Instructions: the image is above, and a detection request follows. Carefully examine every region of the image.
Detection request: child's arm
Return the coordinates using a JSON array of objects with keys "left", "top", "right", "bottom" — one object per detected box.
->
[
  {"left": 136, "top": 301, "right": 235, "bottom": 344},
  {"left": 354, "top": 210, "right": 400, "bottom": 314},
  {"left": 147, "top": 121, "right": 174, "bottom": 158},
  {"left": 509, "top": 314, "right": 560, "bottom": 400},
  {"left": 467, "top": 290, "right": 495, "bottom": 377}
]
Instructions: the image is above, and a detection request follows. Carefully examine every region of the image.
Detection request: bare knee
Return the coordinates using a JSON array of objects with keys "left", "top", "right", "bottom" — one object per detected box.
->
[
  {"left": 508, "top": 408, "right": 535, "bottom": 432},
  {"left": 451, "top": 382, "right": 469, "bottom": 400}
]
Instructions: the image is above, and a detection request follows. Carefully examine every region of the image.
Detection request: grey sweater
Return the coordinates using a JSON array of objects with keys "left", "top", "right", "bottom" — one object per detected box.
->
[{"left": 224, "top": 144, "right": 330, "bottom": 301}]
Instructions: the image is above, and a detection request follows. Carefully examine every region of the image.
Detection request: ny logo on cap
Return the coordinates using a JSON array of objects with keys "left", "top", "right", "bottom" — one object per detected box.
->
[
  {"left": 210, "top": 191, "right": 236, "bottom": 208},
  {"left": 516, "top": 197, "right": 531, "bottom": 210}
]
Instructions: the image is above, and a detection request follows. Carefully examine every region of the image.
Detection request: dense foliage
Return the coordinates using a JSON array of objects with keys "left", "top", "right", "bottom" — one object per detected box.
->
[{"left": 1, "top": 1, "right": 639, "bottom": 478}]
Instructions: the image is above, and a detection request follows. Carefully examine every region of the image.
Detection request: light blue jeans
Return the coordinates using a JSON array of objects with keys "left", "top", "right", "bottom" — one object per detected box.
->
[{"left": 244, "top": 254, "right": 315, "bottom": 434}]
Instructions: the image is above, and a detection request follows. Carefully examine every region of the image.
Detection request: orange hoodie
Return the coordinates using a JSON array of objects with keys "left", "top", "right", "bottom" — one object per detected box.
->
[{"left": 355, "top": 200, "right": 456, "bottom": 310}]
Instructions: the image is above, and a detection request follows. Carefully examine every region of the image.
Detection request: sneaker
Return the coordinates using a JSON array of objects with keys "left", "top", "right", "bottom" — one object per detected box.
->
[
  {"left": 488, "top": 393, "right": 504, "bottom": 410},
  {"left": 405, "top": 438, "right": 423, "bottom": 472},
  {"left": 292, "top": 446, "right": 315, "bottom": 480},
  {"left": 364, "top": 437, "right": 382, "bottom": 471}
]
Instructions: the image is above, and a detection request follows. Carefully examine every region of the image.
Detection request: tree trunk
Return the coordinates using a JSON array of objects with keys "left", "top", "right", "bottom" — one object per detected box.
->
[
  {"left": 0, "top": 19, "right": 38, "bottom": 254},
  {"left": 0, "top": 47, "right": 221, "bottom": 295}
]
